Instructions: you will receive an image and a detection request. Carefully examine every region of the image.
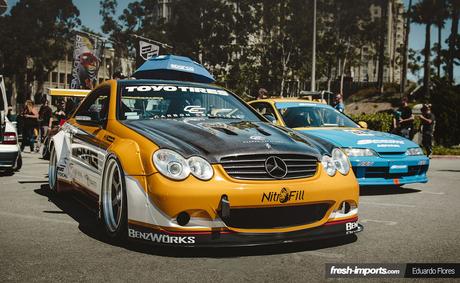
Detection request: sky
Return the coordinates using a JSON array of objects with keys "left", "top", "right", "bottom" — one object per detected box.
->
[{"left": 4, "top": 0, "right": 460, "bottom": 82}]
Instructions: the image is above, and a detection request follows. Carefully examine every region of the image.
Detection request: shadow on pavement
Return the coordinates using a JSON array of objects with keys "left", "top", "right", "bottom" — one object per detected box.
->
[
  {"left": 360, "top": 186, "right": 421, "bottom": 196},
  {"left": 0, "top": 171, "right": 15, "bottom": 177},
  {"left": 436, "top": 169, "right": 460, "bottom": 173},
  {"left": 34, "top": 184, "right": 357, "bottom": 258}
]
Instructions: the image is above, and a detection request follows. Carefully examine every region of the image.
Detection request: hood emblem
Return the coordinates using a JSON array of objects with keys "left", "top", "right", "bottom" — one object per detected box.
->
[{"left": 265, "top": 156, "right": 288, "bottom": 179}]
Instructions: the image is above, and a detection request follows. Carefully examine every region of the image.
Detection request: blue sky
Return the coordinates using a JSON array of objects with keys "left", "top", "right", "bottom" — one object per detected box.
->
[{"left": 5, "top": 0, "right": 459, "bottom": 82}]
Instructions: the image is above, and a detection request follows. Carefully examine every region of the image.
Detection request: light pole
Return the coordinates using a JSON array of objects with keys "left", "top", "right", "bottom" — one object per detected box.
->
[{"left": 311, "top": 0, "right": 317, "bottom": 92}]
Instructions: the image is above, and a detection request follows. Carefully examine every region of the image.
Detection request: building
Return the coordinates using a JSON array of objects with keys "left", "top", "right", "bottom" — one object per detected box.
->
[{"left": 351, "top": 0, "right": 405, "bottom": 84}]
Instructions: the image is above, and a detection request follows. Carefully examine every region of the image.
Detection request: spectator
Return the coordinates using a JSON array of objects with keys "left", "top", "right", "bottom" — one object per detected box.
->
[
  {"left": 38, "top": 98, "right": 52, "bottom": 147},
  {"left": 20, "top": 100, "right": 38, "bottom": 152},
  {"left": 333, "top": 94, "right": 345, "bottom": 113},
  {"left": 257, "top": 88, "right": 268, "bottom": 100},
  {"left": 393, "top": 97, "right": 414, "bottom": 139},
  {"left": 419, "top": 104, "right": 435, "bottom": 158},
  {"left": 50, "top": 100, "right": 67, "bottom": 127}
]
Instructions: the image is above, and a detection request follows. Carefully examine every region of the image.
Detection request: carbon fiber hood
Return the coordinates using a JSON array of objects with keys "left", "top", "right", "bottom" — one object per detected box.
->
[{"left": 123, "top": 118, "right": 326, "bottom": 163}]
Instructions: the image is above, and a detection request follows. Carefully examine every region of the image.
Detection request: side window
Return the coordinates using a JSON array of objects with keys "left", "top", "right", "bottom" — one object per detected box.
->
[
  {"left": 75, "top": 87, "right": 110, "bottom": 123},
  {"left": 253, "top": 103, "right": 277, "bottom": 118}
]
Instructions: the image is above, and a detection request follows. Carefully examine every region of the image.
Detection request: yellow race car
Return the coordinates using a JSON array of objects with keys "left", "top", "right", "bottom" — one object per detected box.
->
[{"left": 48, "top": 79, "right": 362, "bottom": 247}]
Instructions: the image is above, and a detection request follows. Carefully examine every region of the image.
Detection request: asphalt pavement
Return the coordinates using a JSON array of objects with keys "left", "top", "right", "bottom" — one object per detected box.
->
[{"left": 0, "top": 152, "right": 459, "bottom": 282}]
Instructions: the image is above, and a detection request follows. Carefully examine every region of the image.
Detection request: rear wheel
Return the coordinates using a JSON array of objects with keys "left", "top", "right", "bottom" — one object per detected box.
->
[
  {"left": 13, "top": 153, "right": 22, "bottom": 171},
  {"left": 101, "top": 156, "right": 128, "bottom": 240}
]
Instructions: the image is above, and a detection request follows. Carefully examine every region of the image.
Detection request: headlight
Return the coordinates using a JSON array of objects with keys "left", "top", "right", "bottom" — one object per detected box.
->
[
  {"left": 342, "top": 148, "right": 378, "bottom": 156},
  {"left": 405, "top": 147, "right": 424, "bottom": 156},
  {"left": 153, "top": 149, "right": 190, "bottom": 180},
  {"left": 153, "top": 149, "right": 214, "bottom": 181},
  {"left": 188, "top": 156, "right": 213, "bottom": 180},
  {"left": 332, "top": 148, "right": 350, "bottom": 175},
  {"left": 321, "top": 155, "right": 336, "bottom": 176},
  {"left": 322, "top": 148, "right": 351, "bottom": 176}
]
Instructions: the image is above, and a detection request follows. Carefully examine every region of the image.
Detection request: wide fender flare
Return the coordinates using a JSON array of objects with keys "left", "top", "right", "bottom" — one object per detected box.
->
[{"left": 106, "top": 138, "right": 147, "bottom": 176}]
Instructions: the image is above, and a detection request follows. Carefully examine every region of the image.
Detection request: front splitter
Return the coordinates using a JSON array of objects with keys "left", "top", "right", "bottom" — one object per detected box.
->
[{"left": 127, "top": 218, "right": 363, "bottom": 247}]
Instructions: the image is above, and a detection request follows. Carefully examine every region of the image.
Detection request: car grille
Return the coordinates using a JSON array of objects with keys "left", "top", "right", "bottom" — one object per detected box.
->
[
  {"left": 220, "top": 154, "right": 318, "bottom": 180},
  {"left": 220, "top": 203, "right": 330, "bottom": 229},
  {"left": 353, "top": 165, "right": 429, "bottom": 179}
]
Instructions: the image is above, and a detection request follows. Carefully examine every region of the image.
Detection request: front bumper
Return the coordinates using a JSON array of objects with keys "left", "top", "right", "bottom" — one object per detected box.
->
[
  {"left": 125, "top": 163, "right": 360, "bottom": 247},
  {"left": 350, "top": 155, "right": 429, "bottom": 186},
  {"left": 127, "top": 217, "right": 363, "bottom": 247}
]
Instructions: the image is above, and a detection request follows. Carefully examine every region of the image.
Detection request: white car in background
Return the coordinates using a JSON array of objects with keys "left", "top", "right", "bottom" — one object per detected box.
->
[{"left": 1, "top": 75, "right": 21, "bottom": 173}]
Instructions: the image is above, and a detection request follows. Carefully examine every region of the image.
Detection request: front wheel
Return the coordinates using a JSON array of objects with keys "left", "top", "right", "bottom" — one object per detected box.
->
[
  {"left": 48, "top": 146, "right": 59, "bottom": 193},
  {"left": 101, "top": 156, "right": 128, "bottom": 240}
]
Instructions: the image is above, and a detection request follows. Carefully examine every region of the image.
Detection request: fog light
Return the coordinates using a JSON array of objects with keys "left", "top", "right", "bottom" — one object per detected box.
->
[{"left": 177, "top": 211, "right": 190, "bottom": 226}]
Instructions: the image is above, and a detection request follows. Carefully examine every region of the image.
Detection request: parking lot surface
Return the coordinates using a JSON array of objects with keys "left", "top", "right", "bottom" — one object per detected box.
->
[{"left": 1, "top": 153, "right": 459, "bottom": 282}]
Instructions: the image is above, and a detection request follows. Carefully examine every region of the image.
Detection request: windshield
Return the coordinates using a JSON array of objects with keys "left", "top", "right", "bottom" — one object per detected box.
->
[
  {"left": 275, "top": 102, "right": 358, "bottom": 128},
  {"left": 118, "top": 83, "right": 261, "bottom": 121}
]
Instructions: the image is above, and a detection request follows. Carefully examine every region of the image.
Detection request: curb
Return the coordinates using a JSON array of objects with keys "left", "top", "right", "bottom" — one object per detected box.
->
[{"left": 431, "top": 155, "right": 460, "bottom": 159}]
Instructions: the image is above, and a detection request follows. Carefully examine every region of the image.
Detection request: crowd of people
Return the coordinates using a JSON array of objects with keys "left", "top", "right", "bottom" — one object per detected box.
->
[{"left": 18, "top": 98, "right": 71, "bottom": 153}]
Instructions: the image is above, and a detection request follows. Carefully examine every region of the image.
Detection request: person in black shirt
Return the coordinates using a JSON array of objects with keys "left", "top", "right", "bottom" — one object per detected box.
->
[
  {"left": 393, "top": 97, "right": 414, "bottom": 139},
  {"left": 419, "top": 104, "right": 435, "bottom": 157},
  {"left": 38, "top": 98, "right": 52, "bottom": 142}
]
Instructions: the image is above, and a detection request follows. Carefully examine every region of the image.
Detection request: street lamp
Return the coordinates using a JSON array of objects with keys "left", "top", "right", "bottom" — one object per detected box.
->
[{"left": 311, "top": 0, "right": 317, "bottom": 92}]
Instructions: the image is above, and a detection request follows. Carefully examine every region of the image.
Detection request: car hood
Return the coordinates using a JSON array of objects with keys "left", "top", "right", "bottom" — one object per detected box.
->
[
  {"left": 123, "top": 119, "right": 325, "bottom": 163},
  {"left": 295, "top": 127, "right": 419, "bottom": 153}
]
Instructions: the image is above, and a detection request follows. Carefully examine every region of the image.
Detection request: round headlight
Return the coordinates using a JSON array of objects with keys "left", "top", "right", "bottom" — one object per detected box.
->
[
  {"left": 332, "top": 148, "right": 351, "bottom": 175},
  {"left": 153, "top": 149, "right": 190, "bottom": 180},
  {"left": 321, "top": 155, "right": 336, "bottom": 176},
  {"left": 188, "top": 156, "right": 214, "bottom": 181}
]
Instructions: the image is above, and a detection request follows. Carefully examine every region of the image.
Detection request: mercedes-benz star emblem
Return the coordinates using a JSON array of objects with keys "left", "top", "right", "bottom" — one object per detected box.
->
[{"left": 264, "top": 156, "right": 288, "bottom": 179}]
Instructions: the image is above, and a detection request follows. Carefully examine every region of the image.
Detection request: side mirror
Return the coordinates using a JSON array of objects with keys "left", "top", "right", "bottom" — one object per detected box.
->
[
  {"left": 358, "top": 121, "right": 368, "bottom": 129},
  {"left": 263, "top": 114, "right": 277, "bottom": 125}
]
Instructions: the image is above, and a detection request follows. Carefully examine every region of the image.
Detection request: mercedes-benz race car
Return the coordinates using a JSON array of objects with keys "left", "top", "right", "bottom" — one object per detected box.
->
[
  {"left": 249, "top": 99, "right": 429, "bottom": 187},
  {"left": 48, "top": 80, "right": 362, "bottom": 247}
]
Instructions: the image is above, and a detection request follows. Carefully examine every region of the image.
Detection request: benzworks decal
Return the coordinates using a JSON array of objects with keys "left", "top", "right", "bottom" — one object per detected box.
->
[
  {"left": 261, "top": 188, "right": 305, "bottom": 203},
  {"left": 125, "top": 85, "right": 228, "bottom": 96},
  {"left": 128, "top": 229, "right": 196, "bottom": 244}
]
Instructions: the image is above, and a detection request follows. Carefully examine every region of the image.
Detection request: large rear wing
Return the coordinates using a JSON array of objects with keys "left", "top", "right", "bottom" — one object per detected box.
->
[{"left": 48, "top": 88, "right": 91, "bottom": 97}]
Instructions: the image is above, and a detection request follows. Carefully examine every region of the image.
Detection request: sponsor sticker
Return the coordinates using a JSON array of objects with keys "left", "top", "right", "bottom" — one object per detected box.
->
[
  {"left": 125, "top": 85, "right": 228, "bottom": 96},
  {"left": 344, "top": 130, "right": 375, "bottom": 136},
  {"left": 261, "top": 188, "right": 304, "bottom": 203},
  {"left": 128, "top": 229, "right": 195, "bottom": 244}
]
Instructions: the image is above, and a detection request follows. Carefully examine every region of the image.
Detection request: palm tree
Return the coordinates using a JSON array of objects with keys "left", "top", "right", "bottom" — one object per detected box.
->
[
  {"left": 412, "top": 0, "right": 437, "bottom": 97},
  {"left": 447, "top": 0, "right": 460, "bottom": 83},
  {"left": 433, "top": 0, "right": 448, "bottom": 78}
]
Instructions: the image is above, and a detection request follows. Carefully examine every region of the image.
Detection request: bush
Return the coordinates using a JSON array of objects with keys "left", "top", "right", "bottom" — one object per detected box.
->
[
  {"left": 432, "top": 146, "right": 460, "bottom": 155},
  {"left": 350, "top": 112, "right": 393, "bottom": 132}
]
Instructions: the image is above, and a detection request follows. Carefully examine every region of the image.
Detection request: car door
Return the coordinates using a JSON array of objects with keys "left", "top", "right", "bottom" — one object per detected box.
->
[{"left": 69, "top": 86, "right": 112, "bottom": 198}]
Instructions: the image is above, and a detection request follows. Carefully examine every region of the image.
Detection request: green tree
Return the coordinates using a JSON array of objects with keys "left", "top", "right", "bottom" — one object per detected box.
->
[{"left": 0, "top": 0, "right": 80, "bottom": 111}]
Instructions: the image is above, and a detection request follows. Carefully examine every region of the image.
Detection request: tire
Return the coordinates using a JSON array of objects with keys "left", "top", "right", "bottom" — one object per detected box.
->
[
  {"left": 13, "top": 153, "right": 22, "bottom": 171},
  {"left": 48, "top": 146, "right": 60, "bottom": 193},
  {"left": 101, "top": 155, "right": 128, "bottom": 240}
]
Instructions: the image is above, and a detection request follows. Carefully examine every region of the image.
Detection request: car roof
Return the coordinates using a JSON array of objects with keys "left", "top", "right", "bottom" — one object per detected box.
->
[
  {"left": 118, "top": 79, "right": 224, "bottom": 89},
  {"left": 252, "top": 98, "right": 330, "bottom": 106}
]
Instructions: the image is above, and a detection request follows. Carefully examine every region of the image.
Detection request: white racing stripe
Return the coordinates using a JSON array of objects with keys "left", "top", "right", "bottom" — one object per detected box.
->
[
  {"left": 360, "top": 201, "right": 416, "bottom": 208},
  {"left": 361, "top": 219, "right": 398, "bottom": 226},
  {"left": 0, "top": 211, "right": 75, "bottom": 225}
]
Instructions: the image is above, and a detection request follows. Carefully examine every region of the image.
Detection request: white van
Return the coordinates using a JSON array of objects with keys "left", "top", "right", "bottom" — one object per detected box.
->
[{"left": 0, "top": 75, "right": 21, "bottom": 172}]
